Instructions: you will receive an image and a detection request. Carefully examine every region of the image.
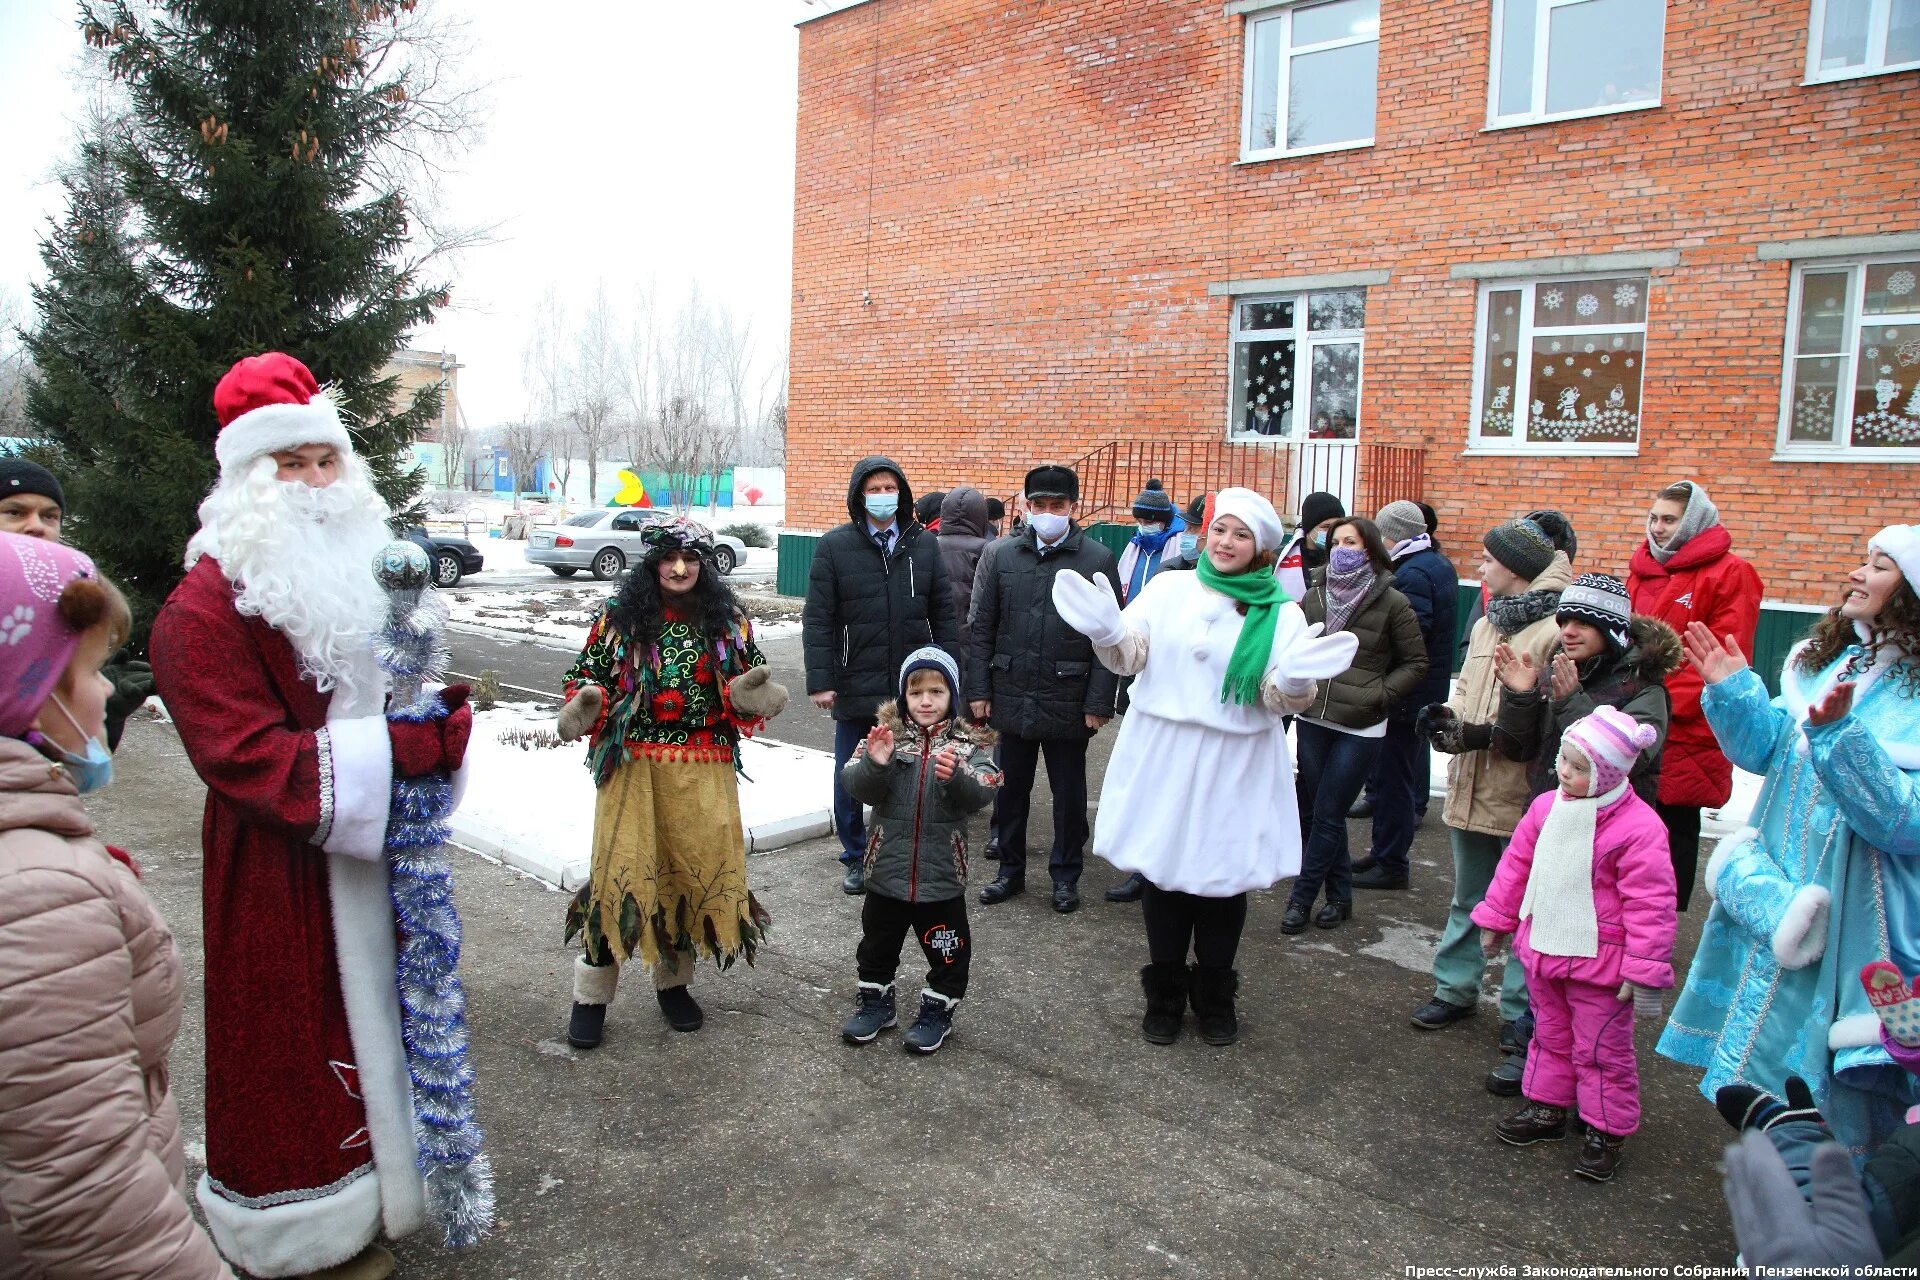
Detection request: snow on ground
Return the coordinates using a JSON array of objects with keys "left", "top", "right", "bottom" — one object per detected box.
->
[{"left": 447, "top": 701, "right": 832, "bottom": 891}]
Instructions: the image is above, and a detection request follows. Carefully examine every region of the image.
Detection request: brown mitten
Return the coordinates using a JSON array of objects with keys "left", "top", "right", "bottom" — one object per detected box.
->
[
  {"left": 727, "top": 665, "right": 789, "bottom": 720},
  {"left": 557, "top": 685, "right": 605, "bottom": 743}
]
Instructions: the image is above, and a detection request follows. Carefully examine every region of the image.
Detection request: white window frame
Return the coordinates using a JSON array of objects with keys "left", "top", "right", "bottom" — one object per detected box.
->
[
  {"left": 1465, "top": 272, "right": 1650, "bottom": 457},
  {"left": 1486, "top": 0, "right": 1666, "bottom": 129},
  {"left": 1775, "top": 256, "right": 1920, "bottom": 463},
  {"left": 1805, "top": 0, "right": 1920, "bottom": 83},
  {"left": 1225, "top": 289, "right": 1367, "bottom": 444},
  {"left": 1238, "top": 0, "right": 1379, "bottom": 162}
]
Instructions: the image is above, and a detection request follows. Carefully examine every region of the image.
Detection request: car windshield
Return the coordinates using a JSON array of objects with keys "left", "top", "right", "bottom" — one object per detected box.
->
[{"left": 563, "top": 512, "right": 606, "bottom": 528}]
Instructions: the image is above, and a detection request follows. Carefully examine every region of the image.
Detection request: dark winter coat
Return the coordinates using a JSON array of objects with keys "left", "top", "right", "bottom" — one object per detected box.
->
[
  {"left": 802, "top": 456, "right": 959, "bottom": 722},
  {"left": 1493, "top": 615, "right": 1683, "bottom": 804},
  {"left": 1390, "top": 545, "right": 1459, "bottom": 718},
  {"left": 842, "top": 703, "right": 999, "bottom": 903},
  {"left": 936, "top": 486, "right": 991, "bottom": 634},
  {"left": 965, "top": 524, "right": 1121, "bottom": 739},
  {"left": 1298, "top": 572, "right": 1430, "bottom": 730},
  {"left": 1626, "top": 525, "right": 1764, "bottom": 808}
]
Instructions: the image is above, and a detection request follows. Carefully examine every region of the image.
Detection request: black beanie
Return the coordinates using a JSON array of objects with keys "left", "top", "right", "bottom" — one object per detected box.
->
[
  {"left": 1132, "top": 479, "right": 1176, "bottom": 521},
  {"left": 0, "top": 459, "right": 64, "bottom": 510},
  {"left": 985, "top": 497, "right": 1005, "bottom": 522},
  {"left": 1299, "top": 491, "right": 1344, "bottom": 535}
]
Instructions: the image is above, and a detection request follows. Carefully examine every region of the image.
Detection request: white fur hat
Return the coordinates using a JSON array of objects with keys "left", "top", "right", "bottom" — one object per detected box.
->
[
  {"left": 1870, "top": 525, "right": 1920, "bottom": 588},
  {"left": 1211, "top": 487, "right": 1285, "bottom": 554}
]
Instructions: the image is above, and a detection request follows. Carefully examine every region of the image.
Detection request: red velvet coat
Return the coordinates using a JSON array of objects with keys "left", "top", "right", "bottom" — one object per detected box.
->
[
  {"left": 1626, "top": 525, "right": 1763, "bottom": 807},
  {"left": 149, "top": 557, "right": 424, "bottom": 1278}
]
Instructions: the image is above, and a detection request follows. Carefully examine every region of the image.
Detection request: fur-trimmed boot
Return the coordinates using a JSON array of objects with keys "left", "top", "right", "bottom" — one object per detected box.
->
[
  {"left": 568, "top": 956, "right": 618, "bottom": 1049},
  {"left": 1140, "top": 962, "right": 1187, "bottom": 1045},
  {"left": 1188, "top": 965, "right": 1240, "bottom": 1046}
]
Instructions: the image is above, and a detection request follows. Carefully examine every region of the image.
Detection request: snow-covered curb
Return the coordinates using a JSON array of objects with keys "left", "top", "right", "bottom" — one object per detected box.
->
[{"left": 446, "top": 703, "right": 832, "bottom": 891}]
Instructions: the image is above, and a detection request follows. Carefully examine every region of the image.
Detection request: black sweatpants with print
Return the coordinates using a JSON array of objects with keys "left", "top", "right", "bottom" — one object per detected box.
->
[{"left": 857, "top": 892, "right": 972, "bottom": 999}]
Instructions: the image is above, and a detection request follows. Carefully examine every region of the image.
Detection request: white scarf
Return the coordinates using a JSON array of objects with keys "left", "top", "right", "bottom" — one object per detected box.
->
[
  {"left": 1519, "top": 779, "right": 1629, "bottom": 958},
  {"left": 1390, "top": 532, "right": 1433, "bottom": 562}
]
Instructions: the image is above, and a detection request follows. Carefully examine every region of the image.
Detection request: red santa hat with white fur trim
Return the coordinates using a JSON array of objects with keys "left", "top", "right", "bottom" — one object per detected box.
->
[
  {"left": 212, "top": 352, "right": 353, "bottom": 474},
  {"left": 1871, "top": 525, "right": 1920, "bottom": 588}
]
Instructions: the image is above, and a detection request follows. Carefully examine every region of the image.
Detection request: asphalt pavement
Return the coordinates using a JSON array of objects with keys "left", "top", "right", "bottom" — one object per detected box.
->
[{"left": 102, "top": 698, "right": 1741, "bottom": 1278}]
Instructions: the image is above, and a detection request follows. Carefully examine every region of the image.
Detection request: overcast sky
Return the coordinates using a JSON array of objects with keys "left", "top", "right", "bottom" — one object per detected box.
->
[{"left": 0, "top": 0, "right": 859, "bottom": 428}]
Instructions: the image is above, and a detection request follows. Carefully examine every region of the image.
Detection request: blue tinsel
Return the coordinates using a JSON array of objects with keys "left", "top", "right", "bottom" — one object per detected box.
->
[{"left": 378, "top": 580, "right": 494, "bottom": 1249}]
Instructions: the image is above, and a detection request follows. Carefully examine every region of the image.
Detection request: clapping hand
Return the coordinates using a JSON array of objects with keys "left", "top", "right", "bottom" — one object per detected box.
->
[
  {"left": 864, "top": 723, "right": 895, "bottom": 767},
  {"left": 933, "top": 746, "right": 958, "bottom": 781},
  {"left": 1549, "top": 652, "right": 1581, "bottom": 701},
  {"left": 1051, "top": 571, "right": 1125, "bottom": 647},
  {"left": 1682, "top": 622, "right": 1750, "bottom": 685},
  {"left": 1492, "top": 642, "right": 1536, "bottom": 693},
  {"left": 1270, "top": 620, "right": 1359, "bottom": 685},
  {"left": 1807, "top": 682, "right": 1855, "bottom": 727}
]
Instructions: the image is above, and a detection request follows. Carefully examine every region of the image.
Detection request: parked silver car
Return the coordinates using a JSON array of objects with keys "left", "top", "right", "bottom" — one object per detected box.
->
[{"left": 525, "top": 508, "right": 745, "bottom": 580}]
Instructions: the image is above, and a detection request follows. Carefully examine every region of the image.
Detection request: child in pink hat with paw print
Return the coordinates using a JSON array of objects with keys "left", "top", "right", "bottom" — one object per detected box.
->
[{"left": 1474, "top": 704, "right": 1679, "bottom": 1183}]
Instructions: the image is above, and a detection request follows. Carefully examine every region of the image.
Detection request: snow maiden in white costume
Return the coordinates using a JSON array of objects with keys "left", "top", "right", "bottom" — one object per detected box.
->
[
  {"left": 1051, "top": 488, "right": 1357, "bottom": 1046},
  {"left": 1658, "top": 525, "right": 1920, "bottom": 1153}
]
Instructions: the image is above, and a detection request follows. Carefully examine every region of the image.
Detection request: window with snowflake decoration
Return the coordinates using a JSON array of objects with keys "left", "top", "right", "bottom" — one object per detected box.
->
[
  {"left": 1489, "top": 0, "right": 1665, "bottom": 127},
  {"left": 1229, "top": 287, "right": 1367, "bottom": 443},
  {"left": 1471, "top": 275, "right": 1649, "bottom": 451},
  {"left": 1779, "top": 257, "right": 1920, "bottom": 454},
  {"left": 1241, "top": 0, "right": 1379, "bottom": 161},
  {"left": 1807, "top": 0, "right": 1920, "bottom": 82}
]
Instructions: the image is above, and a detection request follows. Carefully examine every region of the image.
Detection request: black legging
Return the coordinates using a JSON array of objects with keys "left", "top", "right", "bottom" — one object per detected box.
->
[
  {"left": 1142, "top": 884, "right": 1248, "bottom": 968},
  {"left": 1656, "top": 801, "right": 1703, "bottom": 912}
]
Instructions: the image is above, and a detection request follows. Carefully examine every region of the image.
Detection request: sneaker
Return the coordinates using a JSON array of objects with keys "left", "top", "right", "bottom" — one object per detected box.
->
[
  {"left": 1574, "top": 1130, "right": 1627, "bottom": 1181},
  {"left": 1485, "top": 1052, "right": 1525, "bottom": 1096},
  {"left": 903, "top": 991, "right": 959, "bottom": 1054},
  {"left": 1496, "top": 1102, "right": 1570, "bottom": 1146},
  {"left": 1410, "top": 997, "right": 1476, "bottom": 1030},
  {"left": 841, "top": 981, "right": 897, "bottom": 1044},
  {"left": 566, "top": 1001, "right": 607, "bottom": 1050},
  {"left": 656, "top": 985, "right": 704, "bottom": 1033}
]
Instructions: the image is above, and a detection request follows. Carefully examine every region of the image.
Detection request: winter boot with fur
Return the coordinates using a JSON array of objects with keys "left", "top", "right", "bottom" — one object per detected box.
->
[
  {"left": 1188, "top": 965, "right": 1240, "bottom": 1046},
  {"left": 1140, "top": 962, "right": 1187, "bottom": 1045},
  {"left": 568, "top": 956, "right": 618, "bottom": 1049},
  {"left": 842, "top": 981, "right": 898, "bottom": 1044},
  {"left": 903, "top": 990, "right": 960, "bottom": 1054}
]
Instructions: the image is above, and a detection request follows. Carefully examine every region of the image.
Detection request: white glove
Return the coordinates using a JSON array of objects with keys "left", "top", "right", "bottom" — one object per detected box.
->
[
  {"left": 1630, "top": 983, "right": 1666, "bottom": 1020},
  {"left": 1270, "top": 619, "right": 1359, "bottom": 684},
  {"left": 1051, "top": 570, "right": 1125, "bottom": 648}
]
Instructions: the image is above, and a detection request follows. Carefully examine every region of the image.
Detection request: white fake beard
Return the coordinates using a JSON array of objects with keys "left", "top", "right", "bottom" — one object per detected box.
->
[{"left": 186, "top": 454, "right": 396, "bottom": 702}]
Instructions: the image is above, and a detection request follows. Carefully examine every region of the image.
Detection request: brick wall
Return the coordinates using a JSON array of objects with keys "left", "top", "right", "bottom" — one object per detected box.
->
[{"left": 789, "top": 0, "right": 1919, "bottom": 604}]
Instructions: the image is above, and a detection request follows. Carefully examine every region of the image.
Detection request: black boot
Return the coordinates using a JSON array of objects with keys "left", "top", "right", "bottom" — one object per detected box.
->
[
  {"left": 1139, "top": 962, "right": 1187, "bottom": 1045},
  {"left": 656, "top": 985, "right": 704, "bottom": 1032},
  {"left": 1188, "top": 965, "right": 1240, "bottom": 1046},
  {"left": 568, "top": 956, "right": 617, "bottom": 1049}
]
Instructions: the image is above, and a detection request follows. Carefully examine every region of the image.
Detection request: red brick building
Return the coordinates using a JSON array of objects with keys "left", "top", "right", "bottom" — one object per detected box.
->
[{"left": 786, "top": 0, "right": 1918, "bottom": 615}]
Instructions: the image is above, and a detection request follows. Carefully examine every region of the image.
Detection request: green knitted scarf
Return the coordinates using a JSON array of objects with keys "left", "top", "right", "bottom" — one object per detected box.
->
[{"left": 1195, "top": 553, "right": 1292, "bottom": 705}]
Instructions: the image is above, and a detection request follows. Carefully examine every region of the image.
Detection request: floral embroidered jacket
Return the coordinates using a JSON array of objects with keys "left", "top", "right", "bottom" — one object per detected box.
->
[
  {"left": 563, "top": 605, "right": 766, "bottom": 784},
  {"left": 1657, "top": 639, "right": 1920, "bottom": 1152}
]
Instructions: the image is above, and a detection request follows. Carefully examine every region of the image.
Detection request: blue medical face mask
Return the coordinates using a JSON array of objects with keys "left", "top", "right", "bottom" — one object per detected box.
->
[
  {"left": 48, "top": 695, "right": 112, "bottom": 794},
  {"left": 1179, "top": 533, "right": 1199, "bottom": 559},
  {"left": 864, "top": 492, "right": 899, "bottom": 521},
  {"left": 1311, "top": 529, "right": 1330, "bottom": 550}
]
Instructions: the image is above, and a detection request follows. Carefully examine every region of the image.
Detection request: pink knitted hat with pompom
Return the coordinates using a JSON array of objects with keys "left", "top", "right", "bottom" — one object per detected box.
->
[{"left": 1560, "top": 704, "right": 1659, "bottom": 797}]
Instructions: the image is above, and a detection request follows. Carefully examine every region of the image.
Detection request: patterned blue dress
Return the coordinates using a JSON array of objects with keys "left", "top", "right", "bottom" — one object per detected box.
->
[{"left": 1657, "top": 639, "right": 1920, "bottom": 1153}]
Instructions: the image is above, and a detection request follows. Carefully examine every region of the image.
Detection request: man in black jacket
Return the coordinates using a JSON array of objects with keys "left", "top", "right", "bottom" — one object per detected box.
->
[
  {"left": 803, "top": 455, "right": 959, "bottom": 894},
  {"left": 967, "top": 464, "right": 1120, "bottom": 914}
]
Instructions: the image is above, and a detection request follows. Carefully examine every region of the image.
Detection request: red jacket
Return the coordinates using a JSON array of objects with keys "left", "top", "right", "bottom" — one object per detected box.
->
[{"left": 1626, "top": 524, "right": 1763, "bottom": 807}]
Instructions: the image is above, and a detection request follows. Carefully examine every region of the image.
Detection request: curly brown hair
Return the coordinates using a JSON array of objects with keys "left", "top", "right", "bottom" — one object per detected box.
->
[{"left": 1794, "top": 576, "right": 1920, "bottom": 695}]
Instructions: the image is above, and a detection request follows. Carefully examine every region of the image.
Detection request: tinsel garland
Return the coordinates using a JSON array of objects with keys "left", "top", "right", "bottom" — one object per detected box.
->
[{"left": 374, "top": 572, "right": 495, "bottom": 1248}]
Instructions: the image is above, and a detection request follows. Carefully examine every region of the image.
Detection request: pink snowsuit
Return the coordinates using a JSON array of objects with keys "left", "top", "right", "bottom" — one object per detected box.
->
[{"left": 1473, "top": 787, "right": 1678, "bottom": 1137}]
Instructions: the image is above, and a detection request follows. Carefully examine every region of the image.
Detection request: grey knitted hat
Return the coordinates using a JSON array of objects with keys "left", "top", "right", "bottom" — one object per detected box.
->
[
  {"left": 1482, "top": 518, "right": 1556, "bottom": 582},
  {"left": 1375, "top": 500, "right": 1427, "bottom": 546}
]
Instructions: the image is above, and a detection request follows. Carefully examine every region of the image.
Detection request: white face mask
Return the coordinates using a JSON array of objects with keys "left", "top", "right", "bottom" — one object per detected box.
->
[
  {"left": 1028, "top": 511, "right": 1070, "bottom": 542},
  {"left": 1137, "top": 521, "right": 1166, "bottom": 536}
]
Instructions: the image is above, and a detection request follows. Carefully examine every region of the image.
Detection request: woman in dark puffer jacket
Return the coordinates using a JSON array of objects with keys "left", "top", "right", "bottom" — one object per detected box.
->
[{"left": 1286, "top": 517, "right": 1428, "bottom": 933}]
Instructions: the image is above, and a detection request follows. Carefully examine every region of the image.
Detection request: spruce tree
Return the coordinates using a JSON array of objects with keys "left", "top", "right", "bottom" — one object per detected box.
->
[{"left": 26, "top": 0, "right": 450, "bottom": 636}]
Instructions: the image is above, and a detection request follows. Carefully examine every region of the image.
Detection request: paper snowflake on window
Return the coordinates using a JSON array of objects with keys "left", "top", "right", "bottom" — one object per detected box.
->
[
  {"left": 1576, "top": 294, "right": 1600, "bottom": 317},
  {"left": 1613, "top": 283, "right": 1640, "bottom": 308},
  {"left": 1898, "top": 337, "right": 1920, "bottom": 366},
  {"left": 1869, "top": 347, "right": 1881, "bottom": 360},
  {"left": 1564, "top": 356, "right": 1575, "bottom": 367},
  {"left": 1501, "top": 356, "right": 1513, "bottom": 368},
  {"left": 1600, "top": 354, "right": 1611, "bottom": 364},
  {"left": 1541, "top": 288, "right": 1564, "bottom": 310},
  {"left": 1549, "top": 339, "right": 1563, "bottom": 353},
  {"left": 1503, "top": 305, "right": 1515, "bottom": 316},
  {"left": 1625, "top": 358, "right": 1636, "bottom": 367},
  {"left": 1581, "top": 368, "right": 1593, "bottom": 377},
  {"left": 1256, "top": 393, "right": 1268, "bottom": 404},
  {"left": 1584, "top": 343, "right": 1597, "bottom": 353},
  {"left": 1889, "top": 270, "right": 1917, "bottom": 297},
  {"left": 1612, "top": 336, "right": 1626, "bottom": 349}
]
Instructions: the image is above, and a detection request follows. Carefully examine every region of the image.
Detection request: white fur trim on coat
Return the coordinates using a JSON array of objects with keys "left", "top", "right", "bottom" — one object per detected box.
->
[
  {"left": 214, "top": 396, "right": 352, "bottom": 474},
  {"left": 328, "top": 851, "right": 427, "bottom": 1243},
  {"left": 321, "top": 714, "right": 392, "bottom": 860},
  {"left": 1703, "top": 826, "right": 1759, "bottom": 903},
  {"left": 1771, "top": 884, "right": 1832, "bottom": 970},
  {"left": 197, "top": 1166, "right": 380, "bottom": 1277},
  {"left": 574, "top": 954, "right": 619, "bottom": 1005},
  {"left": 1830, "top": 1012, "right": 1885, "bottom": 1051}
]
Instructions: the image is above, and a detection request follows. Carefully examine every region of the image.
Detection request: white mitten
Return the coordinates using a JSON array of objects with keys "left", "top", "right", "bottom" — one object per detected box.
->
[
  {"left": 1630, "top": 983, "right": 1666, "bottom": 1020},
  {"left": 1051, "top": 570, "right": 1125, "bottom": 648},
  {"left": 1270, "top": 619, "right": 1359, "bottom": 684}
]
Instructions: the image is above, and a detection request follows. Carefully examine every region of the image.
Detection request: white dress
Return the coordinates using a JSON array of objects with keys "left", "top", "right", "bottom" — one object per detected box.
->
[{"left": 1092, "top": 571, "right": 1313, "bottom": 897}]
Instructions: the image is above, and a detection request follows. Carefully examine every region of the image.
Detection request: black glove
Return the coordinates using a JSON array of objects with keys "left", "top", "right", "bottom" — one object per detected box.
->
[
  {"left": 102, "top": 656, "right": 155, "bottom": 753},
  {"left": 1415, "top": 703, "right": 1455, "bottom": 749},
  {"left": 1716, "top": 1076, "right": 1829, "bottom": 1134}
]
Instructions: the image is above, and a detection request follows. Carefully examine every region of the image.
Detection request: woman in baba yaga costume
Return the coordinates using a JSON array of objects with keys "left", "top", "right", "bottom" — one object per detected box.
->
[{"left": 555, "top": 516, "right": 789, "bottom": 1047}]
